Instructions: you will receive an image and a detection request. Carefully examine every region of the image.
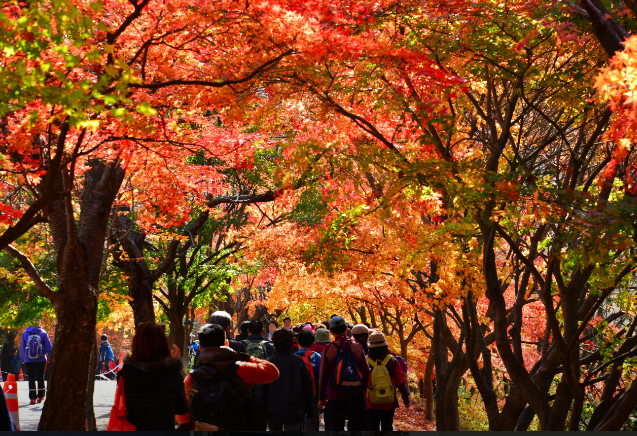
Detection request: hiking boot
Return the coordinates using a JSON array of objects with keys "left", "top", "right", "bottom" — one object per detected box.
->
[
  {"left": 29, "top": 399, "right": 36, "bottom": 405},
  {"left": 37, "top": 398, "right": 44, "bottom": 403}
]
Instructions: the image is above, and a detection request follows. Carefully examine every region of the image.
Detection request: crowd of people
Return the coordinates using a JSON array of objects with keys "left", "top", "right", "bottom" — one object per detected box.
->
[{"left": 111, "top": 312, "right": 410, "bottom": 431}]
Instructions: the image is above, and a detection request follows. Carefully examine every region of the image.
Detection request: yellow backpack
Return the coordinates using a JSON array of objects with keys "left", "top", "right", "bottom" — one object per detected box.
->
[{"left": 366, "top": 355, "right": 395, "bottom": 405}]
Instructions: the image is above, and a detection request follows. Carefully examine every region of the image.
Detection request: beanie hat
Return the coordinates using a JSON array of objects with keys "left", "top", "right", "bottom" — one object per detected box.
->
[
  {"left": 351, "top": 324, "right": 369, "bottom": 335},
  {"left": 368, "top": 331, "right": 388, "bottom": 348},
  {"left": 315, "top": 328, "right": 331, "bottom": 343},
  {"left": 329, "top": 316, "right": 346, "bottom": 330}
]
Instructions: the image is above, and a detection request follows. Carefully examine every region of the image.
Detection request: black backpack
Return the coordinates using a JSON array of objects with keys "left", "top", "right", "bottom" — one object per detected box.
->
[{"left": 189, "top": 363, "right": 249, "bottom": 430}]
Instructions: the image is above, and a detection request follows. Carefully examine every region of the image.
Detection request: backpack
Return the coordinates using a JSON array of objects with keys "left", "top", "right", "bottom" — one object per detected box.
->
[
  {"left": 189, "top": 363, "right": 249, "bottom": 431},
  {"left": 367, "top": 355, "right": 395, "bottom": 405},
  {"left": 26, "top": 333, "right": 44, "bottom": 360},
  {"left": 99, "top": 342, "right": 113, "bottom": 362},
  {"left": 242, "top": 339, "right": 268, "bottom": 359},
  {"left": 331, "top": 341, "right": 363, "bottom": 390},
  {"left": 301, "top": 351, "right": 317, "bottom": 396}
]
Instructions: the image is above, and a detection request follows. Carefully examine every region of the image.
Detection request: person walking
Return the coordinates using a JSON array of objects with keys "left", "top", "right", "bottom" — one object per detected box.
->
[
  {"left": 267, "top": 320, "right": 278, "bottom": 340},
  {"left": 235, "top": 321, "right": 251, "bottom": 342},
  {"left": 20, "top": 319, "right": 52, "bottom": 404},
  {"left": 116, "top": 322, "right": 189, "bottom": 430},
  {"left": 309, "top": 327, "right": 330, "bottom": 354},
  {"left": 5, "top": 349, "right": 21, "bottom": 380},
  {"left": 318, "top": 315, "right": 371, "bottom": 431},
  {"left": 265, "top": 328, "right": 314, "bottom": 431},
  {"left": 352, "top": 324, "right": 370, "bottom": 355},
  {"left": 295, "top": 328, "right": 322, "bottom": 431},
  {"left": 365, "top": 331, "right": 410, "bottom": 431},
  {"left": 208, "top": 311, "right": 244, "bottom": 353},
  {"left": 183, "top": 324, "right": 279, "bottom": 431},
  {"left": 97, "top": 334, "right": 115, "bottom": 380},
  {"left": 240, "top": 320, "right": 275, "bottom": 430}
]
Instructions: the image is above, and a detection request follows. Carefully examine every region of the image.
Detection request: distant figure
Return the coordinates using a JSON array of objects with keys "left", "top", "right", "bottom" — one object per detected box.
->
[
  {"left": 20, "top": 319, "right": 52, "bottom": 404},
  {"left": 267, "top": 320, "right": 278, "bottom": 340},
  {"left": 184, "top": 324, "right": 279, "bottom": 431},
  {"left": 208, "top": 311, "right": 244, "bottom": 353},
  {"left": 295, "top": 328, "right": 322, "bottom": 431},
  {"left": 283, "top": 317, "right": 292, "bottom": 331},
  {"left": 5, "top": 348, "right": 21, "bottom": 380},
  {"left": 98, "top": 334, "right": 114, "bottom": 380},
  {"left": 235, "top": 321, "right": 251, "bottom": 342},
  {"left": 265, "top": 328, "right": 314, "bottom": 431},
  {"left": 365, "top": 331, "right": 410, "bottom": 431},
  {"left": 352, "top": 324, "right": 370, "bottom": 355},
  {"left": 309, "top": 327, "right": 330, "bottom": 354},
  {"left": 117, "top": 322, "right": 189, "bottom": 431}
]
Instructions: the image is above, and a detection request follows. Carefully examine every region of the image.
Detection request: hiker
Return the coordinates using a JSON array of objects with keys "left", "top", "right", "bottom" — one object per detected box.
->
[
  {"left": 115, "top": 322, "right": 189, "bottom": 430},
  {"left": 183, "top": 324, "right": 279, "bottom": 431},
  {"left": 365, "top": 331, "right": 410, "bottom": 431},
  {"left": 235, "top": 321, "right": 251, "bottom": 342},
  {"left": 98, "top": 334, "right": 115, "bottom": 380},
  {"left": 318, "top": 315, "right": 371, "bottom": 431},
  {"left": 265, "top": 328, "right": 314, "bottom": 431},
  {"left": 20, "top": 319, "right": 52, "bottom": 404},
  {"left": 309, "top": 326, "right": 330, "bottom": 354},
  {"left": 5, "top": 349, "right": 21, "bottom": 379},
  {"left": 208, "top": 311, "right": 244, "bottom": 353},
  {"left": 283, "top": 317, "right": 292, "bottom": 331},
  {"left": 295, "top": 328, "right": 322, "bottom": 431},
  {"left": 352, "top": 324, "right": 370, "bottom": 355},
  {"left": 240, "top": 320, "right": 275, "bottom": 430},
  {"left": 267, "top": 320, "right": 277, "bottom": 340}
]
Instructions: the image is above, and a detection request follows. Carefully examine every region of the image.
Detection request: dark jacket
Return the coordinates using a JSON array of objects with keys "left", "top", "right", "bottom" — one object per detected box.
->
[
  {"left": 118, "top": 355, "right": 189, "bottom": 431},
  {"left": 265, "top": 351, "right": 314, "bottom": 424},
  {"left": 6, "top": 354, "right": 20, "bottom": 376},
  {"left": 241, "top": 334, "right": 275, "bottom": 357},
  {"left": 99, "top": 341, "right": 114, "bottom": 362},
  {"left": 0, "top": 389, "right": 13, "bottom": 431}
]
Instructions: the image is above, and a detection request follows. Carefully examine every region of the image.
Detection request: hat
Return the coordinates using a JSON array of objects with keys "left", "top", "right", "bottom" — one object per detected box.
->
[
  {"left": 368, "top": 331, "right": 388, "bottom": 348},
  {"left": 315, "top": 328, "right": 331, "bottom": 343},
  {"left": 352, "top": 324, "right": 369, "bottom": 335},
  {"left": 329, "top": 316, "right": 346, "bottom": 330}
]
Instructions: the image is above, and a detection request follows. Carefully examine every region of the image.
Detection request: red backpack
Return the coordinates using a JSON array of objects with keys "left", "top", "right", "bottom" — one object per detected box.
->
[{"left": 301, "top": 351, "right": 317, "bottom": 396}]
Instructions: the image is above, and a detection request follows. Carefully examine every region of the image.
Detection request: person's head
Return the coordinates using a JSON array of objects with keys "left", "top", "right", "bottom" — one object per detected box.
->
[
  {"left": 11, "top": 348, "right": 17, "bottom": 356},
  {"left": 321, "top": 320, "right": 330, "bottom": 329},
  {"left": 315, "top": 328, "right": 331, "bottom": 344},
  {"left": 346, "top": 328, "right": 353, "bottom": 338},
  {"left": 198, "top": 323, "right": 226, "bottom": 348},
  {"left": 208, "top": 311, "right": 233, "bottom": 334},
  {"left": 329, "top": 315, "right": 347, "bottom": 336},
  {"left": 283, "top": 317, "right": 291, "bottom": 329},
  {"left": 368, "top": 331, "right": 389, "bottom": 361},
  {"left": 297, "top": 328, "right": 315, "bottom": 349},
  {"left": 248, "top": 319, "right": 264, "bottom": 335},
  {"left": 131, "top": 322, "right": 171, "bottom": 363},
  {"left": 239, "top": 321, "right": 251, "bottom": 335},
  {"left": 269, "top": 321, "right": 278, "bottom": 333},
  {"left": 352, "top": 324, "right": 369, "bottom": 347},
  {"left": 272, "top": 327, "right": 294, "bottom": 353},
  {"left": 101, "top": 334, "right": 108, "bottom": 342}
]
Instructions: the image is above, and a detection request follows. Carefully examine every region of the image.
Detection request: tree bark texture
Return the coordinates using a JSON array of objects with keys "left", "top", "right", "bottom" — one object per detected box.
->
[{"left": 38, "top": 161, "right": 124, "bottom": 430}]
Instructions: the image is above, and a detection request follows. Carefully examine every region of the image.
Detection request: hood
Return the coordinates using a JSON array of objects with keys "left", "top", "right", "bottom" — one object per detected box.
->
[{"left": 26, "top": 326, "right": 44, "bottom": 335}]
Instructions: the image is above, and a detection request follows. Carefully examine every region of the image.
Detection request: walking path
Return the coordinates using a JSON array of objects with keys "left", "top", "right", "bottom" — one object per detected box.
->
[{"left": 13, "top": 380, "right": 117, "bottom": 431}]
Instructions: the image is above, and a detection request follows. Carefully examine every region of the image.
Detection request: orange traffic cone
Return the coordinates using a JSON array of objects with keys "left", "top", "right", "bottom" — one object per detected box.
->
[
  {"left": 3, "top": 374, "right": 20, "bottom": 431},
  {"left": 18, "top": 369, "right": 24, "bottom": 381}
]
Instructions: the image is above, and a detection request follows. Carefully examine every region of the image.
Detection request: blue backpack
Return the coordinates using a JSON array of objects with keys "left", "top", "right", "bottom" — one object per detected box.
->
[{"left": 331, "top": 341, "right": 363, "bottom": 390}]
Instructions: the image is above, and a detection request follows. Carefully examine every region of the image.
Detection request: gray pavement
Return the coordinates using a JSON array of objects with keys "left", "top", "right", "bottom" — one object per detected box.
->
[{"left": 10, "top": 379, "right": 117, "bottom": 431}]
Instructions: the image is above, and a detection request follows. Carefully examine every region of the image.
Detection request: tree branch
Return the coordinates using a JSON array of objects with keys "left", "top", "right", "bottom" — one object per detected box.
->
[{"left": 5, "top": 245, "right": 58, "bottom": 304}]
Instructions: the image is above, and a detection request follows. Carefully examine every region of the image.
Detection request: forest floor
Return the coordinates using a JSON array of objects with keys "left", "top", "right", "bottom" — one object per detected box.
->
[{"left": 393, "top": 398, "right": 437, "bottom": 431}]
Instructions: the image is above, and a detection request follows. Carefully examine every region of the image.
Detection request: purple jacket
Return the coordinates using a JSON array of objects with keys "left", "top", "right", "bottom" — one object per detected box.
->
[{"left": 20, "top": 326, "right": 52, "bottom": 363}]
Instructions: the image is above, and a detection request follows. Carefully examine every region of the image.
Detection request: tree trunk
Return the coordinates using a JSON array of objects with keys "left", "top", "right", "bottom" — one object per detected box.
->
[
  {"left": 85, "top": 332, "right": 98, "bottom": 431},
  {"left": 168, "top": 309, "right": 186, "bottom": 360},
  {"left": 424, "top": 352, "right": 435, "bottom": 421},
  {"left": 37, "top": 160, "right": 124, "bottom": 430}
]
